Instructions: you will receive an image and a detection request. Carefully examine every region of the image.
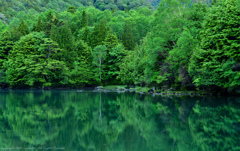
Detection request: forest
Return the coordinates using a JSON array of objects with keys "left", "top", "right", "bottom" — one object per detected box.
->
[{"left": 0, "top": 0, "right": 240, "bottom": 94}]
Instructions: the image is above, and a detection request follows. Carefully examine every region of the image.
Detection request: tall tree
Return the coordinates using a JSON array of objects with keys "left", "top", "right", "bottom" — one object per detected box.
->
[
  {"left": 98, "top": 19, "right": 108, "bottom": 45},
  {"left": 80, "top": 10, "right": 88, "bottom": 29},
  {"left": 81, "top": 26, "right": 89, "bottom": 43},
  {"left": 5, "top": 33, "right": 69, "bottom": 88},
  {"left": 70, "top": 40, "right": 94, "bottom": 86},
  {"left": 18, "top": 20, "right": 29, "bottom": 36},
  {"left": 67, "top": 6, "right": 77, "bottom": 14},
  {"left": 44, "top": 10, "right": 54, "bottom": 36},
  {"left": 90, "top": 24, "right": 100, "bottom": 48},
  {"left": 189, "top": 0, "right": 240, "bottom": 92},
  {"left": 0, "top": 31, "right": 15, "bottom": 87},
  {"left": 103, "top": 32, "right": 121, "bottom": 81},
  {"left": 92, "top": 45, "right": 107, "bottom": 83},
  {"left": 122, "top": 21, "right": 134, "bottom": 50},
  {"left": 35, "top": 16, "right": 43, "bottom": 32}
]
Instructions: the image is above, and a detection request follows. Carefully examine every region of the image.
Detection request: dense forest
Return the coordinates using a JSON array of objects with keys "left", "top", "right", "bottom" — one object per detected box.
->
[{"left": 0, "top": 0, "right": 240, "bottom": 94}]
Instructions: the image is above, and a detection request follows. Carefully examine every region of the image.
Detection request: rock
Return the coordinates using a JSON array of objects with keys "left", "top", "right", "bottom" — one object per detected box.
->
[
  {"left": 168, "top": 88, "right": 175, "bottom": 91},
  {"left": 119, "top": 88, "right": 125, "bottom": 91},
  {"left": 148, "top": 89, "right": 154, "bottom": 94},
  {"left": 95, "top": 86, "right": 103, "bottom": 89}
]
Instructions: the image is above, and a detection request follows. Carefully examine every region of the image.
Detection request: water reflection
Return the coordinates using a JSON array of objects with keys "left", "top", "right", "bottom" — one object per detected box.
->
[{"left": 0, "top": 90, "right": 239, "bottom": 151}]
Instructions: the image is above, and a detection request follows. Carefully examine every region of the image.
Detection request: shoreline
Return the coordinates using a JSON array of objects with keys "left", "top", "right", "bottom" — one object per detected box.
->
[{"left": 1, "top": 85, "right": 240, "bottom": 96}]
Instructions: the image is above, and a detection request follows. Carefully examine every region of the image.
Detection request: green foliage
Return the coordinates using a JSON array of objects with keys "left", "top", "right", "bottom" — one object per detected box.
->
[
  {"left": 35, "top": 16, "right": 43, "bottom": 32},
  {"left": 98, "top": 19, "right": 108, "bottom": 45},
  {"left": 122, "top": 21, "right": 134, "bottom": 50},
  {"left": 80, "top": 10, "right": 88, "bottom": 28},
  {"left": 67, "top": 6, "right": 77, "bottom": 14},
  {"left": 189, "top": 0, "right": 240, "bottom": 92},
  {"left": 5, "top": 32, "right": 69, "bottom": 88},
  {"left": 81, "top": 26, "right": 89, "bottom": 43},
  {"left": 18, "top": 20, "right": 29, "bottom": 36},
  {"left": 0, "top": 0, "right": 239, "bottom": 93},
  {"left": 107, "top": 43, "right": 125, "bottom": 80},
  {"left": 90, "top": 24, "right": 100, "bottom": 48},
  {"left": 92, "top": 45, "right": 107, "bottom": 83}
]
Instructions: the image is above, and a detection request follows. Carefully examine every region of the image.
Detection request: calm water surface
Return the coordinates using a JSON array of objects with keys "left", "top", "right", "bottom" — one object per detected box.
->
[{"left": 0, "top": 90, "right": 240, "bottom": 151}]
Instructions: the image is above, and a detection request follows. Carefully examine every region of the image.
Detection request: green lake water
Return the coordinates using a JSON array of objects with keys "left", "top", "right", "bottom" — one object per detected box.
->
[{"left": 0, "top": 90, "right": 240, "bottom": 151}]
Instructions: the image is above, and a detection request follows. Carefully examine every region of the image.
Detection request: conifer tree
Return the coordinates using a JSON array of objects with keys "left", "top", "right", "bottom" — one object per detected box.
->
[
  {"left": 44, "top": 11, "right": 54, "bottom": 36},
  {"left": 67, "top": 6, "right": 77, "bottom": 14},
  {"left": 70, "top": 40, "right": 93, "bottom": 86},
  {"left": 189, "top": 0, "right": 240, "bottom": 91},
  {"left": 46, "top": 10, "right": 53, "bottom": 22},
  {"left": 81, "top": 26, "right": 89, "bottom": 43},
  {"left": 32, "top": 23, "right": 36, "bottom": 31},
  {"left": 18, "top": 20, "right": 29, "bottom": 36},
  {"left": 104, "top": 31, "right": 119, "bottom": 50},
  {"left": 0, "top": 31, "right": 14, "bottom": 67},
  {"left": 122, "top": 21, "right": 134, "bottom": 50},
  {"left": 90, "top": 24, "right": 100, "bottom": 48},
  {"left": 36, "top": 16, "right": 43, "bottom": 32},
  {"left": 80, "top": 10, "right": 87, "bottom": 29},
  {"left": 50, "top": 25, "right": 59, "bottom": 42},
  {"left": 28, "top": 38, "right": 69, "bottom": 87},
  {"left": 103, "top": 32, "right": 119, "bottom": 80},
  {"left": 11, "top": 26, "right": 21, "bottom": 41},
  {"left": 98, "top": 19, "right": 107, "bottom": 45},
  {"left": 58, "top": 23, "right": 74, "bottom": 51}
]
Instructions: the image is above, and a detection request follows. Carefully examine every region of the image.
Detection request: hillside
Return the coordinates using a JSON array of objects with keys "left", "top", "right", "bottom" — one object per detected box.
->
[{"left": 0, "top": 0, "right": 153, "bottom": 21}]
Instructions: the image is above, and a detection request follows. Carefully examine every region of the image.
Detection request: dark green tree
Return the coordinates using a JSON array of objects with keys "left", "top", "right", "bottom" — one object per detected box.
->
[
  {"left": 60, "top": 24, "right": 74, "bottom": 48},
  {"left": 18, "top": 20, "right": 29, "bottom": 36},
  {"left": 189, "top": 0, "right": 240, "bottom": 92},
  {"left": 98, "top": 19, "right": 108, "bottom": 45},
  {"left": 90, "top": 24, "right": 100, "bottom": 48},
  {"left": 70, "top": 40, "right": 94, "bottom": 86},
  {"left": 102, "top": 31, "right": 120, "bottom": 82},
  {"left": 35, "top": 16, "right": 43, "bottom": 32},
  {"left": 5, "top": 33, "right": 69, "bottom": 88},
  {"left": 0, "top": 31, "right": 15, "bottom": 87},
  {"left": 81, "top": 26, "right": 89, "bottom": 43},
  {"left": 32, "top": 23, "right": 36, "bottom": 31},
  {"left": 122, "top": 21, "right": 134, "bottom": 50},
  {"left": 67, "top": 6, "right": 77, "bottom": 14},
  {"left": 44, "top": 11, "right": 54, "bottom": 36},
  {"left": 80, "top": 10, "right": 88, "bottom": 29},
  {"left": 46, "top": 10, "right": 53, "bottom": 22}
]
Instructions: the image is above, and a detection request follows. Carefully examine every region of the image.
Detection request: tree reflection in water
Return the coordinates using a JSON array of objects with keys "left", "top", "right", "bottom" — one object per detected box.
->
[{"left": 0, "top": 90, "right": 239, "bottom": 151}]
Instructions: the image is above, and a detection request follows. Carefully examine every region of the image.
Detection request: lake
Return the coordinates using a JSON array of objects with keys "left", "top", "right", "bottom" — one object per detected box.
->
[{"left": 0, "top": 90, "right": 239, "bottom": 151}]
